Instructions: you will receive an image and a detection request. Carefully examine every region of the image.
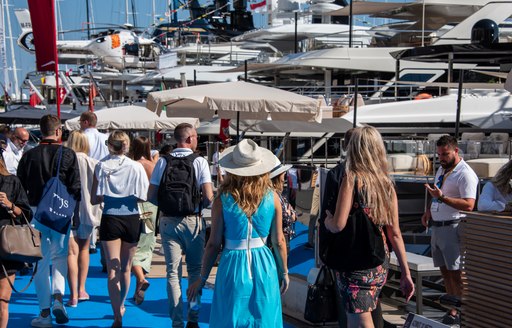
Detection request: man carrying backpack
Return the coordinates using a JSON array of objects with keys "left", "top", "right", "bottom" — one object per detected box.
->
[{"left": 148, "top": 123, "right": 213, "bottom": 328}]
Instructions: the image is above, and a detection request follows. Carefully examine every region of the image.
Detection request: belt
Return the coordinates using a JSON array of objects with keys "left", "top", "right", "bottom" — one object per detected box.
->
[
  {"left": 431, "top": 220, "right": 460, "bottom": 227},
  {"left": 224, "top": 238, "right": 266, "bottom": 250}
]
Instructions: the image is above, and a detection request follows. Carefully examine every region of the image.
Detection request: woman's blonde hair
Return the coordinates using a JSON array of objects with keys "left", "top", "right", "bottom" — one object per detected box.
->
[
  {"left": 107, "top": 130, "right": 130, "bottom": 155},
  {"left": 271, "top": 174, "right": 285, "bottom": 193},
  {"left": 492, "top": 160, "right": 512, "bottom": 195},
  {"left": 219, "top": 173, "right": 272, "bottom": 218},
  {"left": 67, "top": 130, "right": 90, "bottom": 154},
  {"left": 345, "top": 126, "right": 396, "bottom": 225}
]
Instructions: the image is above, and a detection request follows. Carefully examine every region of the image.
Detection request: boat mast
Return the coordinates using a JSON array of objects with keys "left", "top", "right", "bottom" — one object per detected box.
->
[
  {"left": 4, "top": 0, "right": 18, "bottom": 99},
  {"left": 86, "top": 0, "right": 91, "bottom": 39},
  {"left": 0, "top": 0, "right": 9, "bottom": 99},
  {"left": 125, "top": 0, "right": 129, "bottom": 24}
]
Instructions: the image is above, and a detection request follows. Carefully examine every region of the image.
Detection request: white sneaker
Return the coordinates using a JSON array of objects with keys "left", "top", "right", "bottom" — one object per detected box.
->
[
  {"left": 30, "top": 314, "right": 52, "bottom": 328},
  {"left": 52, "top": 300, "right": 69, "bottom": 324}
]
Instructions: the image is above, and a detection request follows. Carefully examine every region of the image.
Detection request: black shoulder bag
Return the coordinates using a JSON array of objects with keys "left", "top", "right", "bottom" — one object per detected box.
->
[
  {"left": 320, "top": 180, "right": 386, "bottom": 272},
  {"left": 304, "top": 265, "right": 338, "bottom": 324}
]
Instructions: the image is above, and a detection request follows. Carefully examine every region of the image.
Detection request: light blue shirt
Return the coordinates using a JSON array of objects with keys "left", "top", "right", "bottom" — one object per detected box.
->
[{"left": 478, "top": 181, "right": 512, "bottom": 212}]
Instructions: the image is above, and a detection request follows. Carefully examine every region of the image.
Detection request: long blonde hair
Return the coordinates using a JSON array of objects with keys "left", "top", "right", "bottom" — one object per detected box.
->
[
  {"left": 219, "top": 173, "right": 272, "bottom": 217},
  {"left": 345, "top": 126, "right": 396, "bottom": 225},
  {"left": 492, "top": 160, "right": 512, "bottom": 195}
]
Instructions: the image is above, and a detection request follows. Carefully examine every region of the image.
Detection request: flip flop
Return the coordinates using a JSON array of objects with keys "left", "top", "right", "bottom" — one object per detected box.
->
[{"left": 134, "top": 281, "right": 150, "bottom": 305}]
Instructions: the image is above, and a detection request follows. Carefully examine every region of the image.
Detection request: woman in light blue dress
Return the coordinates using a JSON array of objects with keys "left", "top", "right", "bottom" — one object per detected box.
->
[{"left": 188, "top": 139, "right": 289, "bottom": 327}]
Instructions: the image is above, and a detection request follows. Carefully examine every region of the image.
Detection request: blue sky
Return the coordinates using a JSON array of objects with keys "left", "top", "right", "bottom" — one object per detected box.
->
[{"left": 1, "top": 0, "right": 411, "bottom": 100}]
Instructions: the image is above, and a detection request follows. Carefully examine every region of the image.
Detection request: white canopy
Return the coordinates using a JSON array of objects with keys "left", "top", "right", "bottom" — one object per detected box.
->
[
  {"left": 65, "top": 105, "right": 199, "bottom": 130},
  {"left": 146, "top": 81, "right": 322, "bottom": 123}
]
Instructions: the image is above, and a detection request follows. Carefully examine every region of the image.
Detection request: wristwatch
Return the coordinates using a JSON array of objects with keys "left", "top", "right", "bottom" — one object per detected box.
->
[{"left": 438, "top": 194, "right": 446, "bottom": 203}]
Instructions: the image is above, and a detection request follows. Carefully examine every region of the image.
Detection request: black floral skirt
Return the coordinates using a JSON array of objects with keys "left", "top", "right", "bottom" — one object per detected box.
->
[{"left": 335, "top": 254, "right": 389, "bottom": 313}]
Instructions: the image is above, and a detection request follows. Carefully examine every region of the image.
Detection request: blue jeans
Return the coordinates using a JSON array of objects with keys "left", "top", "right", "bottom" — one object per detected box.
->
[{"left": 160, "top": 215, "right": 206, "bottom": 328}]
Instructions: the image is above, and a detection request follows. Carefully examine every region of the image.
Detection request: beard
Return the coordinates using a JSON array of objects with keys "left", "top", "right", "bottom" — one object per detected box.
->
[{"left": 440, "top": 157, "right": 456, "bottom": 170}]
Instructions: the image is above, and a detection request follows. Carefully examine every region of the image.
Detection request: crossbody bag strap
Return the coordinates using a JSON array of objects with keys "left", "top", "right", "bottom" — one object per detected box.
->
[
  {"left": 53, "top": 145, "right": 64, "bottom": 178},
  {"left": 0, "top": 260, "right": 38, "bottom": 293}
]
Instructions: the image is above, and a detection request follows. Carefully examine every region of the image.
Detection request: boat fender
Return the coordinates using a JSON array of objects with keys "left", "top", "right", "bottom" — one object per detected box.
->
[{"left": 414, "top": 93, "right": 432, "bottom": 100}]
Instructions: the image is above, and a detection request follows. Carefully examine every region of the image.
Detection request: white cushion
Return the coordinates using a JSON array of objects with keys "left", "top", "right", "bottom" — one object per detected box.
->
[
  {"left": 466, "top": 158, "right": 509, "bottom": 178},
  {"left": 461, "top": 132, "right": 485, "bottom": 141}
]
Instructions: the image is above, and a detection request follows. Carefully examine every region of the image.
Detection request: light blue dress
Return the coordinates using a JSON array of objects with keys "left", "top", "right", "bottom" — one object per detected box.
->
[{"left": 210, "top": 191, "right": 283, "bottom": 328}]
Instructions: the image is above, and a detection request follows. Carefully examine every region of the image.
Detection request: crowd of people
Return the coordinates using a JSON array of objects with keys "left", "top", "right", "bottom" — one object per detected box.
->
[{"left": 0, "top": 113, "right": 510, "bottom": 328}]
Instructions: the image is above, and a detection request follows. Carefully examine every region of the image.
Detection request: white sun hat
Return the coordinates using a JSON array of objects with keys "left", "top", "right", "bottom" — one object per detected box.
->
[
  {"left": 219, "top": 139, "right": 276, "bottom": 177},
  {"left": 269, "top": 156, "right": 293, "bottom": 179}
]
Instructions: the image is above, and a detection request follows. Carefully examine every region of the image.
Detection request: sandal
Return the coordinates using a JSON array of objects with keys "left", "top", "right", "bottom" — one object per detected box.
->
[
  {"left": 78, "top": 291, "right": 90, "bottom": 301},
  {"left": 134, "top": 281, "right": 150, "bottom": 305},
  {"left": 66, "top": 299, "right": 78, "bottom": 308}
]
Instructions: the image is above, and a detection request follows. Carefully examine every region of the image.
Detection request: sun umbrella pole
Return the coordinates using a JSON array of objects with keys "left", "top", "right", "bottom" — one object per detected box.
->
[
  {"left": 352, "top": 78, "right": 359, "bottom": 128},
  {"left": 236, "top": 111, "right": 240, "bottom": 143},
  {"left": 455, "top": 69, "right": 464, "bottom": 139}
]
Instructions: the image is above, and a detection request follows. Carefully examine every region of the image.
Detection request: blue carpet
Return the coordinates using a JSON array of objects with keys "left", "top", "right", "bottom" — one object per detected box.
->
[
  {"left": 288, "top": 223, "right": 315, "bottom": 278},
  {"left": 8, "top": 230, "right": 311, "bottom": 327}
]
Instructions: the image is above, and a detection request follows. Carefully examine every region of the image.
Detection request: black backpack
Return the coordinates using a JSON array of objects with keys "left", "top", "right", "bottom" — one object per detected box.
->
[{"left": 158, "top": 153, "right": 201, "bottom": 217}]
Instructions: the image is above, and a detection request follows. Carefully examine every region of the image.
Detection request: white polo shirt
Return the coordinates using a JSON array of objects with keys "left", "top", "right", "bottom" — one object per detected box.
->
[
  {"left": 150, "top": 148, "right": 212, "bottom": 188},
  {"left": 430, "top": 159, "right": 478, "bottom": 222},
  {"left": 84, "top": 128, "right": 109, "bottom": 161}
]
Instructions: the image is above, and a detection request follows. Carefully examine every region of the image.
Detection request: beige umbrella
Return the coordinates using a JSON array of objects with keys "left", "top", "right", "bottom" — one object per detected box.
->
[
  {"left": 65, "top": 105, "right": 199, "bottom": 130},
  {"left": 146, "top": 81, "right": 322, "bottom": 123}
]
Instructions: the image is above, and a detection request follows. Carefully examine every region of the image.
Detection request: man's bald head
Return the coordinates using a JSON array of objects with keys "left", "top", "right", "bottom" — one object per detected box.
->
[{"left": 11, "top": 127, "right": 29, "bottom": 150}]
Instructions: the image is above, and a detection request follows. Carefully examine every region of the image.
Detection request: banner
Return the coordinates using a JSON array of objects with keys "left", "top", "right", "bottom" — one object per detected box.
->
[
  {"left": 27, "top": 0, "right": 58, "bottom": 72},
  {"left": 218, "top": 119, "right": 230, "bottom": 142}
]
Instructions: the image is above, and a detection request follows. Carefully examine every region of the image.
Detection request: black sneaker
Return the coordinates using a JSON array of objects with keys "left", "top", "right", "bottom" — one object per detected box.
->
[
  {"left": 185, "top": 322, "right": 199, "bottom": 328},
  {"left": 441, "top": 310, "right": 460, "bottom": 325}
]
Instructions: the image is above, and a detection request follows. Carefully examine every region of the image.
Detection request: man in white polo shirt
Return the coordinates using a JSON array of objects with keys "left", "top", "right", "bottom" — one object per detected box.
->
[
  {"left": 147, "top": 122, "right": 213, "bottom": 328},
  {"left": 422, "top": 135, "right": 478, "bottom": 324}
]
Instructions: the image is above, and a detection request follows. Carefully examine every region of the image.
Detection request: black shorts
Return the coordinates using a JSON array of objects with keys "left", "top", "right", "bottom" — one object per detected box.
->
[
  {"left": 99, "top": 214, "right": 142, "bottom": 243},
  {"left": 0, "top": 259, "right": 24, "bottom": 278}
]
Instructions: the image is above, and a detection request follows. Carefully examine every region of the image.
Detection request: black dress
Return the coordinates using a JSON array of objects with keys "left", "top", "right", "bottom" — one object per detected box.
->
[{"left": 0, "top": 174, "right": 32, "bottom": 278}]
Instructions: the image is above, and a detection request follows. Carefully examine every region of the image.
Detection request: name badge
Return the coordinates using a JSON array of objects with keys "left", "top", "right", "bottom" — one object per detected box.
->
[{"left": 431, "top": 201, "right": 440, "bottom": 212}]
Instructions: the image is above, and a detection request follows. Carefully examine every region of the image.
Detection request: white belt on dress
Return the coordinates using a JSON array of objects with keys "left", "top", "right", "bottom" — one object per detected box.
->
[{"left": 224, "top": 238, "right": 267, "bottom": 250}]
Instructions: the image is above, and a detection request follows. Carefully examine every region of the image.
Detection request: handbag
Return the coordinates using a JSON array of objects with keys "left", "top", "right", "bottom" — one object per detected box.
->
[
  {"left": 138, "top": 202, "right": 155, "bottom": 234},
  {"left": 320, "top": 179, "right": 386, "bottom": 272},
  {"left": 35, "top": 146, "right": 77, "bottom": 234},
  {"left": 0, "top": 212, "right": 42, "bottom": 263},
  {"left": 0, "top": 211, "right": 41, "bottom": 293},
  {"left": 304, "top": 265, "right": 338, "bottom": 324},
  {"left": 0, "top": 210, "right": 40, "bottom": 293}
]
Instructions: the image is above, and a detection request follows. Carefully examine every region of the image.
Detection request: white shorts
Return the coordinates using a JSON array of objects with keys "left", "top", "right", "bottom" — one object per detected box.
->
[
  {"left": 70, "top": 224, "right": 94, "bottom": 240},
  {"left": 431, "top": 223, "right": 460, "bottom": 270}
]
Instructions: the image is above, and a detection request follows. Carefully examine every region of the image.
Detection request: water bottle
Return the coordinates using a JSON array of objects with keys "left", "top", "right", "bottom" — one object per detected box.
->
[{"left": 190, "top": 297, "right": 201, "bottom": 311}]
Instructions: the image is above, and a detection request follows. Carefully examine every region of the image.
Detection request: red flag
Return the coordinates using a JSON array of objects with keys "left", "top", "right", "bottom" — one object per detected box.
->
[
  {"left": 219, "top": 119, "right": 230, "bottom": 142},
  {"left": 59, "top": 87, "right": 67, "bottom": 105},
  {"left": 29, "top": 89, "right": 41, "bottom": 107},
  {"left": 27, "top": 0, "right": 58, "bottom": 72},
  {"left": 250, "top": 0, "right": 266, "bottom": 11},
  {"left": 88, "top": 82, "right": 97, "bottom": 112}
]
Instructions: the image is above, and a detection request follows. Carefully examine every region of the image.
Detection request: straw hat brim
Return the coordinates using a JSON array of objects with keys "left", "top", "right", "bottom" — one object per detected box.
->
[
  {"left": 269, "top": 164, "right": 293, "bottom": 179},
  {"left": 219, "top": 145, "right": 276, "bottom": 177}
]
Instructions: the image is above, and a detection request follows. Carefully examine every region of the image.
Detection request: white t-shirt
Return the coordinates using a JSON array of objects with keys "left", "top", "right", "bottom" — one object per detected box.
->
[
  {"left": 150, "top": 148, "right": 212, "bottom": 188},
  {"left": 212, "top": 151, "right": 226, "bottom": 177},
  {"left": 84, "top": 128, "right": 109, "bottom": 161},
  {"left": 430, "top": 159, "right": 478, "bottom": 221},
  {"left": 4, "top": 139, "right": 24, "bottom": 174}
]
